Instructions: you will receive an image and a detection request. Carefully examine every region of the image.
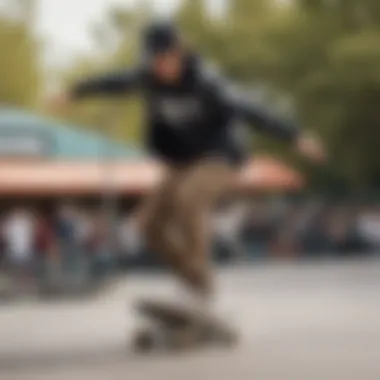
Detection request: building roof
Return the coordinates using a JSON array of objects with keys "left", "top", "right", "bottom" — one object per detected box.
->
[{"left": 0, "top": 108, "right": 144, "bottom": 160}]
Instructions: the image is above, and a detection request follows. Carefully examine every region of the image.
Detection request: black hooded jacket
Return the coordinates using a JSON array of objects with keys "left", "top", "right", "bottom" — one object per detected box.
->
[{"left": 71, "top": 56, "right": 299, "bottom": 165}]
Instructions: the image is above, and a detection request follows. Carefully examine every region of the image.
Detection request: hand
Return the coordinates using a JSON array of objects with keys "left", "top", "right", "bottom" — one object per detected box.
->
[{"left": 295, "top": 134, "right": 326, "bottom": 163}]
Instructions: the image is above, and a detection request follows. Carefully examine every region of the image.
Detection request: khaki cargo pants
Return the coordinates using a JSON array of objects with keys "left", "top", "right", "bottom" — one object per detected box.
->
[{"left": 140, "top": 158, "right": 235, "bottom": 295}]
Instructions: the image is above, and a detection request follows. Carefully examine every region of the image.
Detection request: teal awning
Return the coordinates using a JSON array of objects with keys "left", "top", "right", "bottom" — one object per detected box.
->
[{"left": 0, "top": 108, "right": 144, "bottom": 160}]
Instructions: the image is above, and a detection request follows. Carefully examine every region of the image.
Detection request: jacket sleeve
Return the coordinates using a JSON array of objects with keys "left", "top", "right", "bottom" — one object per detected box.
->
[
  {"left": 71, "top": 68, "right": 142, "bottom": 99},
  {"left": 204, "top": 67, "right": 300, "bottom": 142},
  {"left": 231, "top": 94, "right": 300, "bottom": 142}
]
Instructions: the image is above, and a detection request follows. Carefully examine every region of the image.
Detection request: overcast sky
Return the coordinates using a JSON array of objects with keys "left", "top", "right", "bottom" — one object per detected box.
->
[
  {"left": 34, "top": 0, "right": 226, "bottom": 69},
  {"left": 35, "top": 0, "right": 183, "bottom": 68}
]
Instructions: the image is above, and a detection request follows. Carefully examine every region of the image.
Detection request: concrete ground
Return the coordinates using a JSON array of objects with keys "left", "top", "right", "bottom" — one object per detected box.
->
[{"left": 0, "top": 259, "right": 379, "bottom": 380}]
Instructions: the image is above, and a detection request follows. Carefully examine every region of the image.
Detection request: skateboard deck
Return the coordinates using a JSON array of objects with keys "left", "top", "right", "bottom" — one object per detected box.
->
[{"left": 132, "top": 299, "right": 239, "bottom": 352}]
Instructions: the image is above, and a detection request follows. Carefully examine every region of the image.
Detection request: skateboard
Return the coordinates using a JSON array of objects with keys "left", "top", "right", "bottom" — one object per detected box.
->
[{"left": 132, "top": 299, "right": 239, "bottom": 352}]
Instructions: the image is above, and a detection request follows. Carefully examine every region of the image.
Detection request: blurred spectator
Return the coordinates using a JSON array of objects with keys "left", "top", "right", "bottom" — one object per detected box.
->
[
  {"left": 55, "top": 203, "right": 89, "bottom": 285},
  {"left": 295, "top": 203, "right": 333, "bottom": 254},
  {"left": 118, "top": 212, "right": 143, "bottom": 258},
  {"left": 2, "top": 207, "right": 37, "bottom": 292},
  {"left": 0, "top": 196, "right": 377, "bottom": 295},
  {"left": 356, "top": 206, "right": 380, "bottom": 252},
  {"left": 90, "top": 212, "right": 115, "bottom": 278},
  {"left": 35, "top": 214, "right": 56, "bottom": 258},
  {"left": 74, "top": 208, "right": 92, "bottom": 252},
  {"left": 269, "top": 208, "right": 302, "bottom": 258},
  {"left": 34, "top": 214, "right": 57, "bottom": 286},
  {"left": 56, "top": 203, "right": 76, "bottom": 241},
  {"left": 213, "top": 201, "right": 249, "bottom": 262},
  {"left": 242, "top": 201, "right": 277, "bottom": 258}
]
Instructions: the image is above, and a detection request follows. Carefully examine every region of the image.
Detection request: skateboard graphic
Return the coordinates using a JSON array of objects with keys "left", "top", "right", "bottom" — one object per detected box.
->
[{"left": 132, "top": 299, "right": 239, "bottom": 352}]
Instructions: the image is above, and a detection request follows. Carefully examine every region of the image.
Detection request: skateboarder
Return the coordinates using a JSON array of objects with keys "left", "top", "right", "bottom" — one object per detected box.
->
[{"left": 53, "top": 21, "right": 325, "bottom": 316}]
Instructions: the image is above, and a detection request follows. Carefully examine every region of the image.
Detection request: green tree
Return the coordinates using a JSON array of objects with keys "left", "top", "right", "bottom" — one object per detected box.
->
[{"left": 0, "top": 0, "right": 40, "bottom": 108}]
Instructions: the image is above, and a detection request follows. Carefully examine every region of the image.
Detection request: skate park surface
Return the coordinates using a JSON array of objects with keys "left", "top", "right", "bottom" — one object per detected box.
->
[{"left": 0, "top": 259, "right": 379, "bottom": 380}]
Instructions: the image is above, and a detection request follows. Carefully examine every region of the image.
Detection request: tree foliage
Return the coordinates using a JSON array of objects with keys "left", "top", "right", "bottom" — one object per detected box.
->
[{"left": 0, "top": 0, "right": 40, "bottom": 108}]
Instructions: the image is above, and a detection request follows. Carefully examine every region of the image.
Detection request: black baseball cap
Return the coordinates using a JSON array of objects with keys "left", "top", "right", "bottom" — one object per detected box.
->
[{"left": 142, "top": 21, "right": 181, "bottom": 57}]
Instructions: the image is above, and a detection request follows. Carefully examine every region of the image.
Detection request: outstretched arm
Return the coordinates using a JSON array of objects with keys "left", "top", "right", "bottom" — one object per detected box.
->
[
  {"left": 207, "top": 73, "right": 325, "bottom": 162},
  {"left": 209, "top": 74, "right": 299, "bottom": 141},
  {"left": 233, "top": 96, "right": 299, "bottom": 142},
  {"left": 234, "top": 96, "right": 326, "bottom": 161},
  {"left": 201, "top": 65, "right": 300, "bottom": 141},
  {"left": 70, "top": 68, "right": 142, "bottom": 99},
  {"left": 233, "top": 94, "right": 325, "bottom": 162}
]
